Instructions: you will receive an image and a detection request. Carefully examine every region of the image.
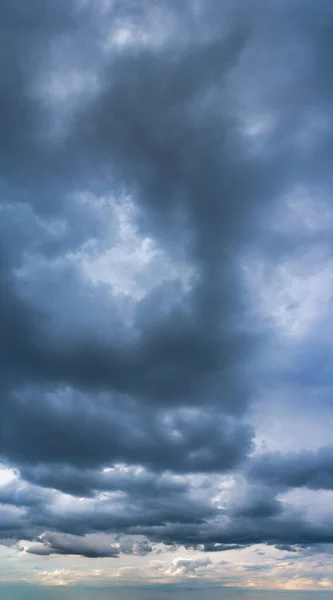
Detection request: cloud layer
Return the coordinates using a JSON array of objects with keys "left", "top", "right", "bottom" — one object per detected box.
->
[{"left": 1, "top": 0, "right": 333, "bottom": 582}]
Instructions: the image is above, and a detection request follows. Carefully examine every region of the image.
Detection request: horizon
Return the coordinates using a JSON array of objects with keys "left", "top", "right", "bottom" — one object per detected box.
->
[{"left": 2, "top": 583, "right": 333, "bottom": 598}]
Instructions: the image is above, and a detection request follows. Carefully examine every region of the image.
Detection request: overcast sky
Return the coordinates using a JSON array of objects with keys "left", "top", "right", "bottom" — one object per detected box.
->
[{"left": 1, "top": 0, "right": 333, "bottom": 594}]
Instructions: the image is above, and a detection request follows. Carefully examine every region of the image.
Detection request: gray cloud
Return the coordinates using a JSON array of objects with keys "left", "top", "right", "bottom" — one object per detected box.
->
[
  {"left": 25, "top": 532, "right": 152, "bottom": 559},
  {"left": 139, "top": 513, "right": 333, "bottom": 551},
  {"left": 0, "top": 469, "right": 216, "bottom": 542},
  {"left": 0, "top": 0, "right": 262, "bottom": 485},
  {"left": 1, "top": 467, "right": 333, "bottom": 556},
  {"left": 2, "top": 389, "right": 253, "bottom": 472},
  {"left": 248, "top": 446, "right": 333, "bottom": 491},
  {"left": 0, "top": 0, "right": 332, "bottom": 559},
  {"left": 226, "top": 482, "right": 283, "bottom": 519},
  {"left": 166, "top": 556, "right": 212, "bottom": 575}
]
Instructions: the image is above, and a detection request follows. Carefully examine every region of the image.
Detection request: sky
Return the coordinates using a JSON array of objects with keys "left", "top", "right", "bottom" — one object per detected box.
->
[{"left": 1, "top": 0, "right": 333, "bottom": 596}]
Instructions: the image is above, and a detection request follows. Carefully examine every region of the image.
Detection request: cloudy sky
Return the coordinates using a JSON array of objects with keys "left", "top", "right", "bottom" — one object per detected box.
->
[{"left": 1, "top": 0, "right": 333, "bottom": 596}]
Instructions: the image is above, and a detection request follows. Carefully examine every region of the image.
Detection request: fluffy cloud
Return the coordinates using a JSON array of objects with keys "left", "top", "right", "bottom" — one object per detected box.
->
[{"left": 165, "top": 556, "right": 212, "bottom": 576}]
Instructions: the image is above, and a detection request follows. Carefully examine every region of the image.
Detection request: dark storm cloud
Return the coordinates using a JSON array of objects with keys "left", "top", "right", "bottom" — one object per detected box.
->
[
  {"left": 0, "top": 0, "right": 333, "bottom": 558},
  {"left": 0, "top": 0, "right": 262, "bottom": 477},
  {"left": 0, "top": 470, "right": 217, "bottom": 546},
  {"left": 0, "top": 478, "right": 50, "bottom": 508},
  {"left": 0, "top": 0, "right": 104, "bottom": 193},
  {"left": 25, "top": 532, "right": 152, "bottom": 559},
  {"left": 18, "top": 464, "right": 191, "bottom": 497},
  {"left": 45, "top": 501, "right": 333, "bottom": 554},
  {"left": 1, "top": 387, "right": 253, "bottom": 472},
  {"left": 226, "top": 483, "right": 283, "bottom": 520},
  {"left": 138, "top": 512, "right": 333, "bottom": 552},
  {"left": 1, "top": 468, "right": 333, "bottom": 557},
  {"left": 248, "top": 446, "right": 333, "bottom": 491},
  {"left": 0, "top": 0, "right": 266, "bottom": 419}
]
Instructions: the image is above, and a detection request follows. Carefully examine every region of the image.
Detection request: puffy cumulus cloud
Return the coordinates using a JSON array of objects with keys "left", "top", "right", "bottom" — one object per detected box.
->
[
  {"left": 18, "top": 545, "right": 333, "bottom": 589},
  {"left": 0, "top": 0, "right": 333, "bottom": 579},
  {"left": 165, "top": 556, "right": 212, "bottom": 577}
]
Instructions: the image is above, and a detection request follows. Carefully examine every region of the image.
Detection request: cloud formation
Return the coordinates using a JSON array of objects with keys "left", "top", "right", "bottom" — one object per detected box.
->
[
  {"left": 249, "top": 446, "right": 333, "bottom": 491},
  {"left": 0, "top": 0, "right": 333, "bottom": 576}
]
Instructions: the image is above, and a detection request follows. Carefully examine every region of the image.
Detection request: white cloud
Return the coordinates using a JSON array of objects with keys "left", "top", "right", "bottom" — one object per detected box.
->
[
  {"left": 273, "top": 186, "right": 333, "bottom": 236},
  {"left": 165, "top": 556, "right": 212, "bottom": 577},
  {"left": 244, "top": 245, "right": 333, "bottom": 340},
  {"left": 0, "top": 466, "right": 17, "bottom": 487},
  {"left": 243, "top": 185, "right": 333, "bottom": 341},
  {"left": 72, "top": 192, "right": 194, "bottom": 302}
]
